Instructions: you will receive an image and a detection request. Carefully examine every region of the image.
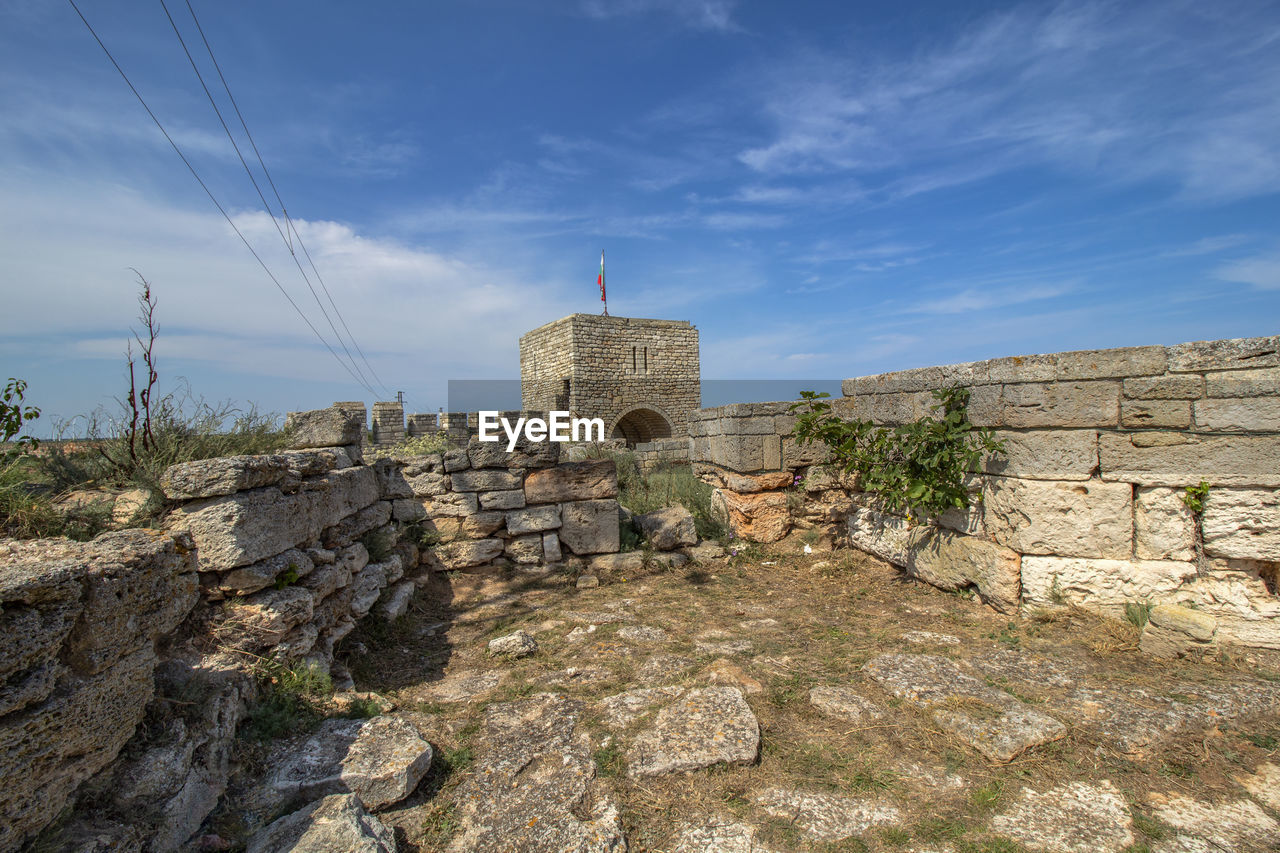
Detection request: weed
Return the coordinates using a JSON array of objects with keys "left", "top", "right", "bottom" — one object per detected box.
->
[
  {"left": 342, "top": 695, "right": 384, "bottom": 719},
  {"left": 969, "top": 779, "right": 1005, "bottom": 811},
  {"left": 593, "top": 739, "right": 625, "bottom": 778},
  {"left": 240, "top": 659, "right": 332, "bottom": 741},
  {"left": 360, "top": 526, "right": 397, "bottom": 562},
  {"left": 913, "top": 816, "right": 968, "bottom": 843},
  {"left": 1123, "top": 601, "right": 1153, "bottom": 629},
  {"left": 273, "top": 563, "right": 302, "bottom": 591},
  {"left": 1180, "top": 481, "right": 1210, "bottom": 515},
  {"left": 1238, "top": 731, "right": 1278, "bottom": 750},
  {"left": 957, "top": 839, "right": 1030, "bottom": 853},
  {"left": 363, "top": 432, "right": 452, "bottom": 461},
  {"left": 1130, "top": 810, "right": 1169, "bottom": 841}
]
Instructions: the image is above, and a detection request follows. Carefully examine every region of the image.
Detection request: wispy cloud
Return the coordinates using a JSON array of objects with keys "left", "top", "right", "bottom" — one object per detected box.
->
[
  {"left": 578, "top": 0, "right": 740, "bottom": 32},
  {"left": 1214, "top": 248, "right": 1280, "bottom": 290},
  {"left": 736, "top": 1, "right": 1280, "bottom": 202},
  {"left": 895, "top": 281, "right": 1078, "bottom": 316}
]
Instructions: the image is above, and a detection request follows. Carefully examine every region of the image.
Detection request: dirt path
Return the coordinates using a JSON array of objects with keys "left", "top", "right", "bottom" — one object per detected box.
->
[{"left": 344, "top": 546, "right": 1280, "bottom": 853}]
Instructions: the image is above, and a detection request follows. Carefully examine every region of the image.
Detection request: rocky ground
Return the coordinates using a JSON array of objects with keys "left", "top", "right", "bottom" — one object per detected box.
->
[{"left": 226, "top": 542, "right": 1280, "bottom": 852}]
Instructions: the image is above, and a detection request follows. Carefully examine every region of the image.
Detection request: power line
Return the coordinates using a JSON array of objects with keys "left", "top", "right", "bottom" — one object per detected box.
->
[
  {"left": 179, "top": 0, "right": 397, "bottom": 400},
  {"left": 67, "top": 0, "right": 380, "bottom": 398},
  {"left": 158, "top": 0, "right": 376, "bottom": 394}
]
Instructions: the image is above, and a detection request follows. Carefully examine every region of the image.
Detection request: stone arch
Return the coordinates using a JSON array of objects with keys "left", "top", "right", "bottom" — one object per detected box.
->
[{"left": 610, "top": 406, "right": 674, "bottom": 446}]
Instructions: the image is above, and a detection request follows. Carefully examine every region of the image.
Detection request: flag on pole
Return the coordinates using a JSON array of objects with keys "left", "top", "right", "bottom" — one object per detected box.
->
[{"left": 598, "top": 250, "right": 608, "bottom": 315}]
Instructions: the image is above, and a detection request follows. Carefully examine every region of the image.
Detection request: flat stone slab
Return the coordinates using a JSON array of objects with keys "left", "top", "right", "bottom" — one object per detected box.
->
[
  {"left": 695, "top": 638, "right": 754, "bottom": 655},
  {"left": 616, "top": 625, "right": 669, "bottom": 643},
  {"left": 671, "top": 818, "right": 777, "bottom": 852},
  {"left": 1146, "top": 792, "right": 1280, "bottom": 851},
  {"left": 598, "top": 686, "right": 686, "bottom": 729},
  {"left": 1236, "top": 762, "right": 1280, "bottom": 811},
  {"left": 560, "top": 610, "right": 634, "bottom": 624},
  {"left": 808, "top": 685, "right": 883, "bottom": 722},
  {"left": 539, "top": 666, "right": 615, "bottom": 688},
  {"left": 246, "top": 793, "right": 395, "bottom": 853},
  {"left": 989, "top": 780, "right": 1134, "bottom": 853},
  {"left": 266, "top": 716, "right": 433, "bottom": 810},
  {"left": 446, "top": 693, "right": 625, "bottom": 853},
  {"left": 900, "top": 630, "right": 961, "bottom": 646},
  {"left": 419, "top": 670, "right": 503, "bottom": 703},
  {"left": 863, "top": 653, "right": 1066, "bottom": 762},
  {"left": 753, "top": 787, "right": 902, "bottom": 842},
  {"left": 638, "top": 654, "right": 695, "bottom": 683},
  {"left": 626, "top": 687, "right": 760, "bottom": 777}
]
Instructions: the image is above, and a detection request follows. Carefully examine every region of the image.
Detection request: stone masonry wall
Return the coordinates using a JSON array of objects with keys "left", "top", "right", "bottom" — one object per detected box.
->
[
  {"left": 692, "top": 335, "right": 1280, "bottom": 652},
  {"left": 521, "top": 314, "right": 701, "bottom": 441}
]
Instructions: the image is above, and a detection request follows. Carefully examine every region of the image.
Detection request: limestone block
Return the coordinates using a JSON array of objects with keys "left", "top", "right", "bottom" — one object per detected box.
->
[
  {"left": 373, "top": 458, "right": 412, "bottom": 498},
  {"left": 524, "top": 460, "right": 618, "bottom": 504},
  {"left": 302, "top": 561, "right": 352, "bottom": 603},
  {"left": 1170, "top": 571, "right": 1280, "bottom": 649},
  {"left": 376, "top": 580, "right": 415, "bottom": 621},
  {"left": 246, "top": 794, "right": 396, "bottom": 853},
  {"left": 718, "top": 489, "right": 790, "bottom": 543},
  {"left": 221, "top": 548, "right": 316, "bottom": 596},
  {"left": 1056, "top": 345, "right": 1166, "bottom": 380},
  {"left": 1202, "top": 488, "right": 1280, "bottom": 560},
  {"left": 169, "top": 467, "right": 378, "bottom": 572},
  {"left": 506, "top": 504, "right": 562, "bottom": 535},
  {"left": 0, "top": 558, "right": 82, "bottom": 707},
  {"left": 223, "top": 586, "right": 314, "bottom": 649},
  {"left": 438, "top": 539, "right": 504, "bottom": 569},
  {"left": 906, "top": 527, "right": 1022, "bottom": 614},
  {"left": 845, "top": 507, "right": 1021, "bottom": 612},
  {"left": 285, "top": 407, "right": 363, "bottom": 449},
  {"left": 1205, "top": 366, "right": 1280, "bottom": 397},
  {"left": 982, "top": 477, "right": 1133, "bottom": 559},
  {"left": 964, "top": 384, "right": 1003, "bottom": 427},
  {"left": 488, "top": 630, "right": 538, "bottom": 658},
  {"left": 0, "top": 645, "right": 156, "bottom": 853},
  {"left": 392, "top": 498, "right": 427, "bottom": 522},
  {"left": 161, "top": 454, "right": 291, "bottom": 500},
  {"left": 451, "top": 469, "right": 522, "bottom": 492},
  {"left": 504, "top": 534, "right": 544, "bottom": 564},
  {"left": 349, "top": 562, "right": 388, "bottom": 619},
  {"left": 406, "top": 472, "right": 448, "bottom": 497},
  {"left": 1135, "top": 487, "right": 1196, "bottom": 560},
  {"left": 1099, "top": 432, "right": 1280, "bottom": 486},
  {"left": 266, "top": 716, "right": 433, "bottom": 810},
  {"left": 558, "top": 499, "right": 621, "bottom": 555},
  {"left": 1021, "top": 556, "right": 1198, "bottom": 613},
  {"left": 422, "top": 491, "right": 480, "bottom": 518},
  {"left": 321, "top": 500, "right": 391, "bottom": 549},
  {"left": 1195, "top": 397, "right": 1280, "bottom": 431},
  {"left": 997, "top": 381, "right": 1120, "bottom": 428},
  {"left": 635, "top": 506, "right": 698, "bottom": 550},
  {"left": 1140, "top": 604, "right": 1217, "bottom": 659},
  {"left": 1123, "top": 375, "right": 1204, "bottom": 399},
  {"left": 983, "top": 430, "right": 1098, "bottom": 480},
  {"left": 479, "top": 489, "right": 525, "bottom": 510},
  {"left": 443, "top": 448, "right": 471, "bottom": 472},
  {"left": 1167, "top": 335, "right": 1280, "bottom": 372},
  {"left": 983, "top": 352, "right": 1059, "bottom": 383},
  {"left": 460, "top": 511, "right": 505, "bottom": 539},
  {"left": 543, "top": 531, "right": 563, "bottom": 563},
  {"left": 468, "top": 436, "right": 559, "bottom": 470},
  {"left": 1121, "top": 399, "right": 1191, "bottom": 429},
  {"left": 781, "top": 435, "right": 828, "bottom": 467}
]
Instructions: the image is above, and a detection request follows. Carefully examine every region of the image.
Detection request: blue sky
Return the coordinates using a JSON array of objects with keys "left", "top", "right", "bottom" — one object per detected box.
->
[{"left": 2, "top": 0, "right": 1278, "bottom": 434}]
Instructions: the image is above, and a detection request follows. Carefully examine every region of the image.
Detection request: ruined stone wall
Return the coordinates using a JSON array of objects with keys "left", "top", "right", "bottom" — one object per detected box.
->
[
  {"left": 692, "top": 335, "right": 1280, "bottom": 652},
  {"left": 520, "top": 314, "right": 701, "bottom": 440},
  {"left": 382, "top": 436, "right": 622, "bottom": 571}
]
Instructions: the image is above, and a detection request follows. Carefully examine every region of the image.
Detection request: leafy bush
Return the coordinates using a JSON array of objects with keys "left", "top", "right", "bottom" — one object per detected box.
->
[
  {"left": 363, "top": 431, "right": 453, "bottom": 461},
  {"left": 240, "top": 659, "right": 333, "bottom": 741},
  {"left": 789, "top": 386, "right": 1003, "bottom": 520}
]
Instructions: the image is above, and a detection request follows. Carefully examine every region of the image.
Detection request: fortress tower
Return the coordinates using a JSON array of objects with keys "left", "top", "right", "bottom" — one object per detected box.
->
[{"left": 520, "top": 314, "right": 700, "bottom": 445}]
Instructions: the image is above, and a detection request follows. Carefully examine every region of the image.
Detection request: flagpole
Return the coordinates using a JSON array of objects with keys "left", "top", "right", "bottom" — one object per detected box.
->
[{"left": 599, "top": 249, "right": 608, "bottom": 316}]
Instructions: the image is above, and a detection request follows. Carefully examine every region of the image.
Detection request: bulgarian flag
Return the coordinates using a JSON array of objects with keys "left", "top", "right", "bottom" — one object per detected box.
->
[{"left": 597, "top": 250, "right": 606, "bottom": 304}]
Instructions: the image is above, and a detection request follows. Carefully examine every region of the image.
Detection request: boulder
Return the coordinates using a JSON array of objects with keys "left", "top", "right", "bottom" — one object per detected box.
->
[
  {"left": 559, "top": 500, "right": 622, "bottom": 555},
  {"left": 635, "top": 506, "right": 698, "bottom": 550},
  {"left": 285, "top": 407, "right": 364, "bottom": 449},
  {"left": 246, "top": 794, "right": 395, "bottom": 853},
  {"left": 488, "top": 630, "right": 538, "bottom": 659},
  {"left": 266, "top": 716, "right": 433, "bottom": 810}
]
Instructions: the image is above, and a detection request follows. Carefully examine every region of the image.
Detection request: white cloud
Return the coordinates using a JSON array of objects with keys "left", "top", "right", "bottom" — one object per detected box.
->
[
  {"left": 1214, "top": 250, "right": 1280, "bottom": 290},
  {"left": 736, "top": 1, "right": 1280, "bottom": 202},
  {"left": 579, "top": 0, "right": 739, "bottom": 32}
]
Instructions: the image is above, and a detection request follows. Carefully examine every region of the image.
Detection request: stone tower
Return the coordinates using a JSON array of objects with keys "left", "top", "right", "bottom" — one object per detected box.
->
[{"left": 520, "top": 314, "right": 700, "bottom": 444}]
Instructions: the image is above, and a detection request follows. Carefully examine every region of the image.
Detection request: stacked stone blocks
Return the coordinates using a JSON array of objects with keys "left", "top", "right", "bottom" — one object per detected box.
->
[{"left": 692, "top": 336, "right": 1280, "bottom": 651}]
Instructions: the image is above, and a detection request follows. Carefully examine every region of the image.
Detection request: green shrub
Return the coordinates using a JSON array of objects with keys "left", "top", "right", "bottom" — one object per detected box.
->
[
  {"left": 240, "top": 659, "right": 332, "bottom": 741},
  {"left": 601, "top": 452, "right": 728, "bottom": 543},
  {"left": 364, "top": 432, "right": 452, "bottom": 461},
  {"left": 790, "top": 386, "right": 1003, "bottom": 520}
]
